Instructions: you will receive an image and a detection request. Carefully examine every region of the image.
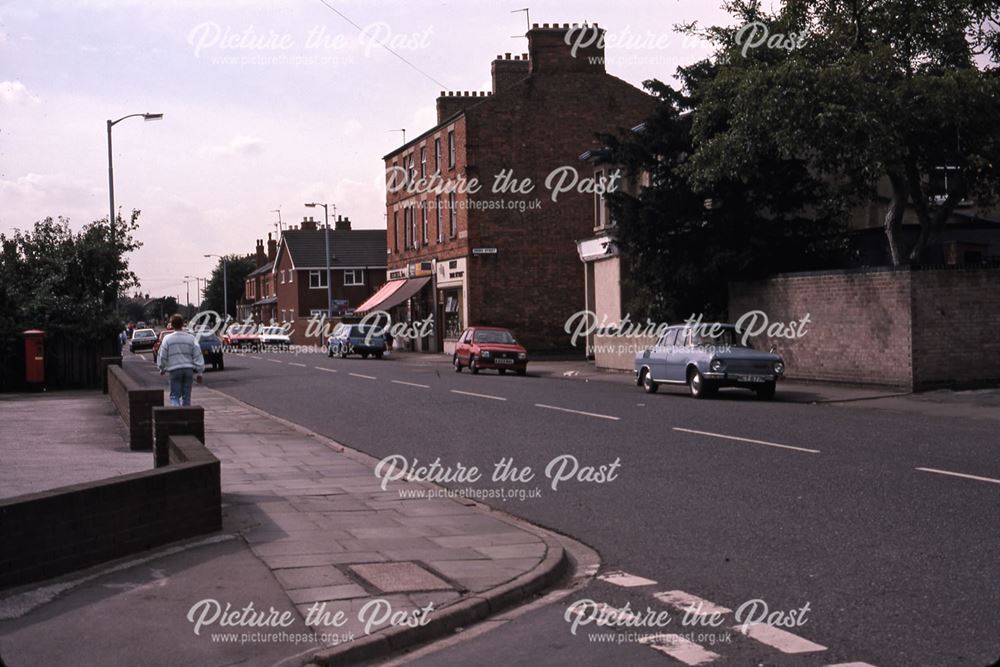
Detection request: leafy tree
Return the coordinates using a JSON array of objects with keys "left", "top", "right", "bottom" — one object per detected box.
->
[
  {"left": 681, "top": 0, "right": 1000, "bottom": 265},
  {"left": 0, "top": 211, "right": 142, "bottom": 383},
  {"left": 0, "top": 212, "right": 141, "bottom": 340},
  {"left": 600, "top": 79, "right": 845, "bottom": 321},
  {"left": 202, "top": 255, "right": 255, "bottom": 320}
]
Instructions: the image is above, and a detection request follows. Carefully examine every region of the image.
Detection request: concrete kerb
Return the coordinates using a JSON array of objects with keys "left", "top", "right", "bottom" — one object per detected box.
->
[{"left": 200, "top": 388, "right": 576, "bottom": 667}]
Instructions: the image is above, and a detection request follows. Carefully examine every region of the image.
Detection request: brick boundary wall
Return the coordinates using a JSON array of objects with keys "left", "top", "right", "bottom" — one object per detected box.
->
[
  {"left": 108, "top": 364, "right": 163, "bottom": 450},
  {"left": 153, "top": 407, "right": 206, "bottom": 468},
  {"left": 729, "top": 267, "right": 1000, "bottom": 390},
  {"left": 100, "top": 356, "right": 122, "bottom": 394},
  {"left": 0, "top": 435, "right": 221, "bottom": 590}
]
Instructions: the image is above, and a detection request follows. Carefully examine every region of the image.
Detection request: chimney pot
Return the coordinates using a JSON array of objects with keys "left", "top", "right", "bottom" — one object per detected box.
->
[{"left": 505, "top": 52, "right": 511, "bottom": 59}]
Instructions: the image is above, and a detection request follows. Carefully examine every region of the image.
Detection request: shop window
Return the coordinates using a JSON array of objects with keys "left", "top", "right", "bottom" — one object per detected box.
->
[{"left": 443, "top": 289, "right": 463, "bottom": 339}]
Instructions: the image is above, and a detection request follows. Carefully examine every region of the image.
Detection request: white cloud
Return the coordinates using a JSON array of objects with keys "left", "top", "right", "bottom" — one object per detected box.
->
[
  {"left": 0, "top": 81, "right": 41, "bottom": 106},
  {"left": 198, "top": 135, "right": 265, "bottom": 158}
]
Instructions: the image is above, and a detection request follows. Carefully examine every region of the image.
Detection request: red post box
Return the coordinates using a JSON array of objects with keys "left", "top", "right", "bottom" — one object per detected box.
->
[{"left": 23, "top": 329, "right": 45, "bottom": 385}]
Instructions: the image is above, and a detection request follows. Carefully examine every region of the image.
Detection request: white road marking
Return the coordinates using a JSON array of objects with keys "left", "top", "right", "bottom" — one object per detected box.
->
[
  {"left": 267, "top": 359, "right": 283, "bottom": 364},
  {"left": 249, "top": 356, "right": 263, "bottom": 360},
  {"left": 288, "top": 362, "right": 306, "bottom": 367},
  {"left": 597, "top": 571, "right": 657, "bottom": 587},
  {"left": 826, "top": 663, "right": 878, "bottom": 667},
  {"left": 349, "top": 372, "right": 377, "bottom": 380},
  {"left": 392, "top": 380, "right": 430, "bottom": 389},
  {"left": 672, "top": 427, "right": 820, "bottom": 454},
  {"left": 640, "top": 633, "right": 721, "bottom": 665},
  {"left": 653, "top": 590, "right": 732, "bottom": 616},
  {"left": 534, "top": 403, "right": 620, "bottom": 421},
  {"left": 314, "top": 367, "right": 337, "bottom": 373},
  {"left": 451, "top": 389, "right": 506, "bottom": 401},
  {"left": 734, "top": 622, "right": 826, "bottom": 654},
  {"left": 915, "top": 467, "right": 1000, "bottom": 486}
]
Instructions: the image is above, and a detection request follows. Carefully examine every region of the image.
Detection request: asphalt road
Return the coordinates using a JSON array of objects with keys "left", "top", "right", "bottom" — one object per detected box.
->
[{"left": 125, "top": 350, "right": 1000, "bottom": 667}]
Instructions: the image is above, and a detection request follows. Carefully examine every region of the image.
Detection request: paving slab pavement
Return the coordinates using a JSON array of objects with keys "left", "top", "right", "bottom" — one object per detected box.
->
[
  {"left": 0, "top": 384, "right": 569, "bottom": 667},
  {"left": 201, "top": 386, "right": 568, "bottom": 665},
  {"left": 0, "top": 391, "right": 148, "bottom": 499}
]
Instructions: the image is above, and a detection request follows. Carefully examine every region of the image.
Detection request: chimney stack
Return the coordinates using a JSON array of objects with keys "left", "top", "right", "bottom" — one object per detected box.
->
[
  {"left": 255, "top": 239, "right": 265, "bottom": 267},
  {"left": 528, "top": 23, "right": 605, "bottom": 75},
  {"left": 267, "top": 233, "right": 277, "bottom": 263},
  {"left": 301, "top": 216, "right": 317, "bottom": 231},
  {"left": 491, "top": 52, "right": 531, "bottom": 93},
  {"left": 335, "top": 215, "right": 351, "bottom": 231}
]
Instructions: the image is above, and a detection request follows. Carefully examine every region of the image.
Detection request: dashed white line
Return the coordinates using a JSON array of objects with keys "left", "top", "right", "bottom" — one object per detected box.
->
[
  {"left": 288, "top": 362, "right": 307, "bottom": 367},
  {"left": 915, "top": 467, "right": 1000, "bottom": 485},
  {"left": 314, "top": 367, "right": 337, "bottom": 373},
  {"left": 653, "top": 590, "right": 732, "bottom": 616},
  {"left": 640, "top": 633, "right": 721, "bottom": 665},
  {"left": 597, "top": 571, "right": 657, "bottom": 587},
  {"left": 450, "top": 389, "right": 506, "bottom": 401},
  {"left": 248, "top": 356, "right": 263, "bottom": 360},
  {"left": 392, "top": 380, "right": 430, "bottom": 389},
  {"left": 826, "top": 663, "right": 878, "bottom": 667},
  {"left": 734, "top": 622, "right": 827, "bottom": 654},
  {"left": 266, "top": 359, "right": 283, "bottom": 364},
  {"left": 349, "top": 372, "right": 377, "bottom": 380},
  {"left": 534, "top": 404, "right": 620, "bottom": 421},
  {"left": 672, "top": 427, "right": 820, "bottom": 454}
]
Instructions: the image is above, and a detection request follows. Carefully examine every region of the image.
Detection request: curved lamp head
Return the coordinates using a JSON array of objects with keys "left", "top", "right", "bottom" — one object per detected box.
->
[{"left": 143, "top": 113, "right": 164, "bottom": 121}]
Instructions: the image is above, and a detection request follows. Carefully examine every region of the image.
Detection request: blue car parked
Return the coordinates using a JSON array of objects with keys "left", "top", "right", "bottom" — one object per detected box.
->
[
  {"left": 327, "top": 324, "right": 386, "bottom": 359},
  {"left": 634, "top": 324, "right": 784, "bottom": 399}
]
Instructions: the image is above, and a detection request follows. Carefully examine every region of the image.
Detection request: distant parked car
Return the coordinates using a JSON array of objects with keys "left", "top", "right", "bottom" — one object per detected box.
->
[
  {"left": 327, "top": 324, "right": 385, "bottom": 359},
  {"left": 259, "top": 326, "right": 291, "bottom": 350},
  {"left": 634, "top": 324, "right": 784, "bottom": 399},
  {"left": 453, "top": 327, "right": 528, "bottom": 376},
  {"left": 197, "top": 332, "right": 225, "bottom": 370},
  {"left": 223, "top": 325, "right": 261, "bottom": 351},
  {"left": 151, "top": 329, "right": 173, "bottom": 363},
  {"left": 129, "top": 328, "right": 157, "bottom": 353}
]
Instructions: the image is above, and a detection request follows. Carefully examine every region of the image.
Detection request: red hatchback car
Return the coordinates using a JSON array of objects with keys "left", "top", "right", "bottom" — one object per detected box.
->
[{"left": 453, "top": 327, "right": 528, "bottom": 376}]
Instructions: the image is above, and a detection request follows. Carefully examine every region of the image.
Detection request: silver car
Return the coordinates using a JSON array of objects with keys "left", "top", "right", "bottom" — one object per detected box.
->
[{"left": 634, "top": 324, "right": 785, "bottom": 399}]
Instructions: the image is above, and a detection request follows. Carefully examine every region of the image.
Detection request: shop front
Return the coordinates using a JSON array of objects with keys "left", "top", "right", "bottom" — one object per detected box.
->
[
  {"left": 355, "top": 261, "right": 435, "bottom": 352},
  {"left": 436, "top": 257, "right": 468, "bottom": 355}
]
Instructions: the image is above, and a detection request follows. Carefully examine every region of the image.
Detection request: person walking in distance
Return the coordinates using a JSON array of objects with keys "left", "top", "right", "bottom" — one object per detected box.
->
[{"left": 157, "top": 314, "right": 205, "bottom": 406}]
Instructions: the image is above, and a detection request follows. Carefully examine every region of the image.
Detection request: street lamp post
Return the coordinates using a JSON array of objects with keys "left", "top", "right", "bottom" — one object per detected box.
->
[
  {"left": 305, "top": 202, "right": 335, "bottom": 319},
  {"left": 106, "top": 112, "right": 163, "bottom": 307},
  {"left": 204, "top": 254, "right": 229, "bottom": 328},
  {"left": 185, "top": 275, "right": 207, "bottom": 312},
  {"left": 183, "top": 278, "right": 192, "bottom": 319}
]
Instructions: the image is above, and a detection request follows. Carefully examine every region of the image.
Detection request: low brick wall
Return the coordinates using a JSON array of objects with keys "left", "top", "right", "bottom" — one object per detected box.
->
[
  {"left": 108, "top": 364, "right": 163, "bottom": 450},
  {"left": 153, "top": 407, "right": 205, "bottom": 468},
  {"left": 729, "top": 267, "right": 1000, "bottom": 389},
  {"left": 0, "top": 435, "right": 221, "bottom": 590}
]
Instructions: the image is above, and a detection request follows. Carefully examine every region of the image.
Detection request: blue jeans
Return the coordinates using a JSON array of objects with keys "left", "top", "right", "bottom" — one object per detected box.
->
[{"left": 168, "top": 368, "right": 194, "bottom": 407}]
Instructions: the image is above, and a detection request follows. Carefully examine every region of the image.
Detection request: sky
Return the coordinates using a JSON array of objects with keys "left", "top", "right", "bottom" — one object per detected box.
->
[{"left": 0, "top": 0, "right": 733, "bottom": 299}]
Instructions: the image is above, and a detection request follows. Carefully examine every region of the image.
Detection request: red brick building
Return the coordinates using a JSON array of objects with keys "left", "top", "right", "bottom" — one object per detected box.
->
[
  {"left": 237, "top": 217, "right": 386, "bottom": 344},
  {"left": 375, "top": 22, "right": 657, "bottom": 354},
  {"left": 272, "top": 216, "right": 386, "bottom": 343}
]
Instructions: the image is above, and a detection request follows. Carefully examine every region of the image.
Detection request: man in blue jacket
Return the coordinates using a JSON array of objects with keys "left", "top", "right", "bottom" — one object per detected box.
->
[{"left": 157, "top": 314, "right": 205, "bottom": 406}]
